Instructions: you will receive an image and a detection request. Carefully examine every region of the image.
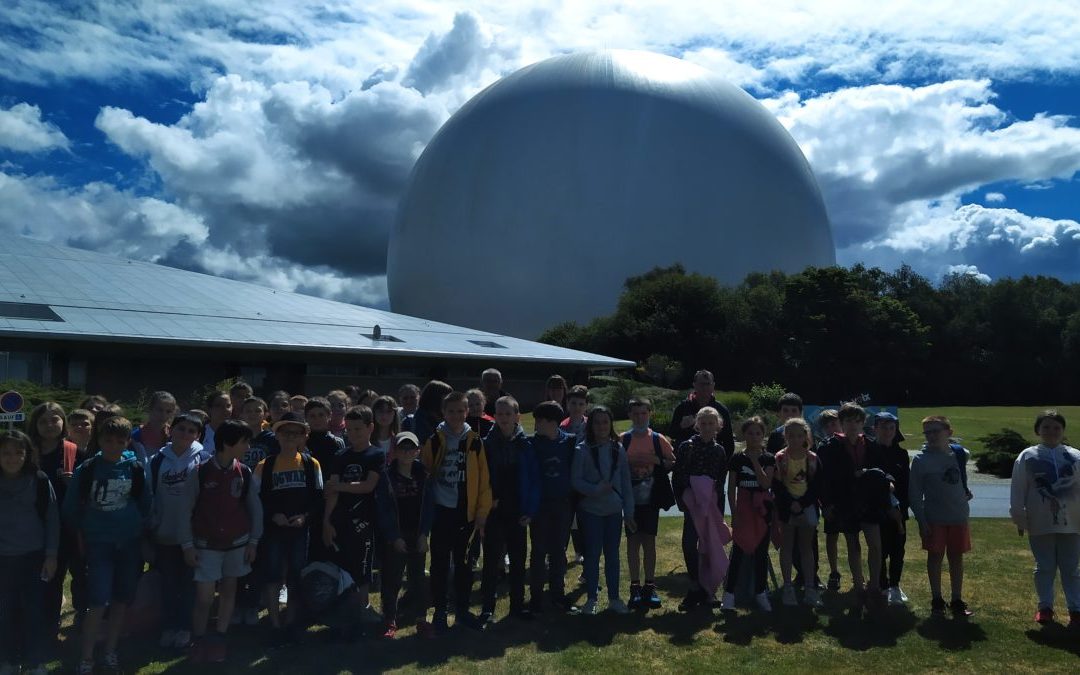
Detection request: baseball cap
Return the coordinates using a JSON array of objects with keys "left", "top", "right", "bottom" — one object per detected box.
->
[
  {"left": 272, "top": 411, "right": 310, "bottom": 433},
  {"left": 394, "top": 431, "right": 420, "bottom": 448}
]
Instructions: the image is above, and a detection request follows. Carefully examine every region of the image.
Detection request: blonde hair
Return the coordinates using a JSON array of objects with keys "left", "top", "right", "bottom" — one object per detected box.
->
[
  {"left": 782, "top": 417, "right": 812, "bottom": 450},
  {"left": 695, "top": 406, "right": 722, "bottom": 424}
]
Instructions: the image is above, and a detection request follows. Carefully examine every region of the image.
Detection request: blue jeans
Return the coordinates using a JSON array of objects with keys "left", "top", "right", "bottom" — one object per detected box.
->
[
  {"left": 1029, "top": 533, "right": 1080, "bottom": 611},
  {"left": 579, "top": 510, "right": 623, "bottom": 602},
  {"left": 85, "top": 538, "right": 142, "bottom": 607},
  {"left": 0, "top": 552, "right": 49, "bottom": 667},
  {"left": 156, "top": 544, "right": 193, "bottom": 631}
]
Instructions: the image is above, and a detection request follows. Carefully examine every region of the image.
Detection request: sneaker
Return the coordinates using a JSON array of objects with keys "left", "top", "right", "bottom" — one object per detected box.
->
[
  {"left": 897, "top": 586, "right": 909, "bottom": 603},
  {"left": 582, "top": 598, "right": 600, "bottom": 615},
  {"left": 382, "top": 620, "right": 398, "bottom": 639},
  {"left": 781, "top": 583, "right": 798, "bottom": 607},
  {"left": 76, "top": 661, "right": 95, "bottom": 675},
  {"left": 101, "top": 651, "right": 121, "bottom": 674},
  {"left": 886, "top": 587, "right": 904, "bottom": 606},
  {"left": 804, "top": 588, "right": 824, "bottom": 608},
  {"left": 457, "top": 611, "right": 484, "bottom": 631},
  {"left": 678, "top": 589, "right": 704, "bottom": 612},
  {"left": 24, "top": 666, "right": 47, "bottom": 675},
  {"left": 174, "top": 629, "right": 192, "bottom": 649},
  {"left": 930, "top": 596, "right": 947, "bottom": 617},
  {"left": 360, "top": 604, "right": 383, "bottom": 624},
  {"left": 431, "top": 611, "right": 450, "bottom": 636},
  {"left": 278, "top": 586, "right": 288, "bottom": 604},
  {"left": 643, "top": 584, "right": 661, "bottom": 609},
  {"left": 608, "top": 598, "right": 630, "bottom": 614},
  {"left": 267, "top": 626, "right": 290, "bottom": 649},
  {"left": 827, "top": 571, "right": 841, "bottom": 591},
  {"left": 510, "top": 606, "right": 535, "bottom": 621},
  {"left": 1035, "top": 607, "right": 1055, "bottom": 624},
  {"left": 627, "top": 583, "right": 643, "bottom": 610},
  {"left": 721, "top": 592, "right": 737, "bottom": 611},
  {"left": 1069, "top": 610, "right": 1080, "bottom": 628},
  {"left": 755, "top": 591, "right": 773, "bottom": 612},
  {"left": 477, "top": 611, "right": 495, "bottom": 630},
  {"left": 950, "top": 598, "right": 974, "bottom": 618},
  {"left": 159, "top": 628, "right": 177, "bottom": 648},
  {"left": 205, "top": 635, "right": 227, "bottom": 664},
  {"left": 244, "top": 608, "right": 261, "bottom": 626},
  {"left": 188, "top": 637, "right": 207, "bottom": 663}
]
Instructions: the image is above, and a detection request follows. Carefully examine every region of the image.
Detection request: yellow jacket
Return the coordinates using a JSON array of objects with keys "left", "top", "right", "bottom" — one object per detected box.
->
[{"left": 421, "top": 427, "right": 493, "bottom": 525}]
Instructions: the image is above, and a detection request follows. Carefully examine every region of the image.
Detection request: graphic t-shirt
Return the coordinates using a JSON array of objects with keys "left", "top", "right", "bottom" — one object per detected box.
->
[
  {"left": 434, "top": 446, "right": 466, "bottom": 509},
  {"left": 255, "top": 452, "right": 323, "bottom": 525},
  {"left": 331, "top": 447, "right": 384, "bottom": 534},
  {"left": 244, "top": 431, "right": 279, "bottom": 470},
  {"left": 730, "top": 452, "right": 776, "bottom": 492},
  {"left": 388, "top": 464, "right": 424, "bottom": 535},
  {"left": 782, "top": 454, "right": 808, "bottom": 498}
]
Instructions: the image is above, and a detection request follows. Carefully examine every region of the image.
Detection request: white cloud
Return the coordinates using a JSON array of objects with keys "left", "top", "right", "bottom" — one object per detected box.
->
[
  {"left": 0, "top": 103, "right": 69, "bottom": 152},
  {"left": 946, "top": 264, "right": 991, "bottom": 283},
  {"left": 985, "top": 191, "right": 1006, "bottom": 203}
]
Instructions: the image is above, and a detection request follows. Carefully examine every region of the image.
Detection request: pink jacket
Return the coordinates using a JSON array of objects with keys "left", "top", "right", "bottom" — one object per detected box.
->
[{"left": 682, "top": 475, "right": 732, "bottom": 596}]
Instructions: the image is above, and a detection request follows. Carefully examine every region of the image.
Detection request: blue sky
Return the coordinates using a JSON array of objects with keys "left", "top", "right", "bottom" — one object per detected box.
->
[{"left": 2, "top": 1, "right": 1079, "bottom": 307}]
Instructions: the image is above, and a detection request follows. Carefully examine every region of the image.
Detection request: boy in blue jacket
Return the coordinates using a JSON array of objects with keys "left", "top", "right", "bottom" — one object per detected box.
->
[
  {"left": 479, "top": 396, "right": 539, "bottom": 626},
  {"left": 63, "top": 416, "right": 151, "bottom": 675},
  {"left": 529, "top": 401, "right": 577, "bottom": 613}
]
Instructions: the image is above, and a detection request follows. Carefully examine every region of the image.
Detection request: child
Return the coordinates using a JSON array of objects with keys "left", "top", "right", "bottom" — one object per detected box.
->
[
  {"left": 1010, "top": 410, "right": 1080, "bottom": 626},
  {"left": 420, "top": 391, "right": 492, "bottom": 634},
  {"left": 403, "top": 380, "right": 452, "bottom": 447},
  {"left": 818, "top": 403, "right": 883, "bottom": 604},
  {"left": 237, "top": 397, "right": 278, "bottom": 625},
  {"left": 180, "top": 419, "right": 263, "bottom": 663},
  {"left": 671, "top": 406, "right": 728, "bottom": 611},
  {"left": 479, "top": 396, "right": 539, "bottom": 625},
  {"left": 767, "top": 392, "right": 804, "bottom": 454},
  {"left": 322, "top": 406, "right": 383, "bottom": 626},
  {"left": 529, "top": 401, "right": 578, "bottom": 613},
  {"left": 67, "top": 408, "right": 95, "bottom": 454},
  {"left": 356, "top": 390, "right": 379, "bottom": 408},
  {"left": 545, "top": 375, "right": 568, "bottom": 407},
  {"left": 910, "top": 415, "right": 974, "bottom": 617},
  {"left": 621, "top": 397, "right": 675, "bottom": 611},
  {"left": 148, "top": 413, "right": 211, "bottom": 650},
  {"left": 268, "top": 392, "right": 291, "bottom": 424},
  {"left": 465, "top": 389, "right": 495, "bottom": 438},
  {"left": 202, "top": 391, "right": 233, "bottom": 460},
  {"left": 816, "top": 408, "right": 843, "bottom": 589},
  {"left": 254, "top": 412, "right": 324, "bottom": 645},
  {"left": 306, "top": 397, "right": 345, "bottom": 563},
  {"left": 560, "top": 385, "right": 589, "bottom": 439},
  {"left": 0, "top": 430, "right": 59, "bottom": 675},
  {"left": 27, "top": 402, "right": 83, "bottom": 635},
  {"left": 868, "top": 412, "right": 911, "bottom": 606},
  {"left": 571, "top": 405, "right": 635, "bottom": 615},
  {"left": 376, "top": 432, "right": 430, "bottom": 638},
  {"left": 228, "top": 382, "right": 254, "bottom": 420},
  {"left": 131, "top": 391, "right": 177, "bottom": 463},
  {"left": 722, "top": 417, "right": 776, "bottom": 612},
  {"left": 327, "top": 390, "right": 349, "bottom": 436},
  {"left": 371, "top": 395, "right": 400, "bottom": 459},
  {"left": 289, "top": 395, "right": 309, "bottom": 415},
  {"left": 774, "top": 418, "right": 824, "bottom": 608},
  {"left": 63, "top": 416, "right": 151, "bottom": 675}
]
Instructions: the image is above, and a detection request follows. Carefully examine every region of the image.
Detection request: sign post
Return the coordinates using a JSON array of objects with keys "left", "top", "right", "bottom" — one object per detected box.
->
[{"left": 0, "top": 390, "right": 25, "bottom": 430}]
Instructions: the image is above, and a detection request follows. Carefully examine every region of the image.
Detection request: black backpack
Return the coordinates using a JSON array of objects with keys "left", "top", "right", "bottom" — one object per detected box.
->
[
  {"left": 620, "top": 431, "right": 676, "bottom": 510},
  {"left": 258, "top": 451, "right": 319, "bottom": 504}
]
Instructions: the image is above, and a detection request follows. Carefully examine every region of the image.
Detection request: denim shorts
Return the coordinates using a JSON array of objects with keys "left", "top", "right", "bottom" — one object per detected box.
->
[
  {"left": 85, "top": 538, "right": 142, "bottom": 607},
  {"left": 258, "top": 528, "right": 308, "bottom": 587}
]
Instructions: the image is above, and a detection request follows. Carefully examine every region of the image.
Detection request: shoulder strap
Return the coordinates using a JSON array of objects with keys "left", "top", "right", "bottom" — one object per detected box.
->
[
  {"left": 259, "top": 452, "right": 278, "bottom": 501},
  {"left": 952, "top": 445, "right": 969, "bottom": 492},
  {"left": 651, "top": 431, "right": 662, "bottom": 458},
  {"left": 35, "top": 471, "right": 50, "bottom": 522},
  {"left": 150, "top": 453, "right": 166, "bottom": 493},
  {"left": 78, "top": 456, "right": 98, "bottom": 504},
  {"left": 301, "top": 453, "right": 318, "bottom": 496},
  {"left": 775, "top": 449, "right": 788, "bottom": 481},
  {"left": 131, "top": 460, "right": 145, "bottom": 501},
  {"left": 620, "top": 432, "right": 632, "bottom": 450},
  {"left": 240, "top": 462, "right": 253, "bottom": 498}
]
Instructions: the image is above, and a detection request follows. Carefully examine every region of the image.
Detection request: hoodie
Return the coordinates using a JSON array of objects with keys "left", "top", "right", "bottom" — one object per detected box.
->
[
  {"left": 531, "top": 429, "right": 576, "bottom": 504},
  {"left": 62, "top": 450, "right": 151, "bottom": 545},
  {"left": 1010, "top": 443, "right": 1080, "bottom": 536},
  {"left": 571, "top": 440, "right": 634, "bottom": 518},
  {"left": 482, "top": 424, "right": 539, "bottom": 518},
  {"left": 147, "top": 441, "right": 212, "bottom": 545}
]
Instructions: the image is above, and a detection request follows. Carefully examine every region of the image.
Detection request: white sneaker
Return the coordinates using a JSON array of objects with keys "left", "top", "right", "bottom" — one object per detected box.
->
[
  {"left": 173, "top": 630, "right": 191, "bottom": 649},
  {"left": 897, "top": 586, "right": 909, "bottom": 603},
  {"left": 804, "top": 588, "right": 824, "bottom": 608},
  {"left": 244, "top": 608, "right": 261, "bottom": 625},
  {"left": 159, "top": 629, "right": 177, "bottom": 648},
  {"left": 278, "top": 586, "right": 288, "bottom": 604},
  {"left": 782, "top": 584, "right": 798, "bottom": 607},
  {"left": 360, "top": 604, "right": 383, "bottom": 624},
  {"left": 721, "top": 592, "right": 736, "bottom": 611},
  {"left": 582, "top": 598, "right": 600, "bottom": 615},
  {"left": 608, "top": 598, "right": 630, "bottom": 614},
  {"left": 755, "top": 591, "right": 773, "bottom": 612}
]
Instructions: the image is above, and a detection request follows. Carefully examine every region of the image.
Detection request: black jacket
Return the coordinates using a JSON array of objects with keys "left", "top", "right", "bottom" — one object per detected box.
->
[
  {"left": 668, "top": 396, "right": 735, "bottom": 460},
  {"left": 866, "top": 440, "right": 910, "bottom": 518}
]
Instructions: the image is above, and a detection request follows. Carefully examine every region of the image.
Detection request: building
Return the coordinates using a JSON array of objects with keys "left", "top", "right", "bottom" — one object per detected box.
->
[
  {"left": 390, "top": 50, "right": 835, "bottom": 339},
  {"left": 0, "top": 236, "right": 631, "bottom": 407}
]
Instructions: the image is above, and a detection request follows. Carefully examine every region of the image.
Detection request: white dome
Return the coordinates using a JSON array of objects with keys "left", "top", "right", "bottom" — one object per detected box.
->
[{"left": 389, "top": 50, "right": 834, "bottom": 338}]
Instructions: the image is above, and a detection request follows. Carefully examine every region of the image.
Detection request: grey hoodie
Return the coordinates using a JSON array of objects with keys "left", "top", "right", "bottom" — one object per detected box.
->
[
  {"left": 0, "top": 472, "right": 59, "bottom": 556},
  {"left": 571, "top": 440, "right": 634, "bottom": 518},
  {"left": 147, "top": 441, "right": 211, "bottom": 545}
]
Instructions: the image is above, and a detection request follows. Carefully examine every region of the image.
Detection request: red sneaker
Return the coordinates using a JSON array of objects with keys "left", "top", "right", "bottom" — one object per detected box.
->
[
  {"left": 1034, "top": 607, "right": 1054, "bottom": 625},
  {"left": 382, "top": 620, "right": 398, "bottom": 639}
]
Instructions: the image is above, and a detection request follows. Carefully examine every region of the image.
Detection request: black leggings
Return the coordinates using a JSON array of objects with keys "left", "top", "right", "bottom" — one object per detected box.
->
[
  {"left": 381, "top": 538, "right": 427, "bottom": 623},
  {"left": 879, "top": 517, "right": 907, "bottom": 588},
  {"left": 725, "top": 534, "right": 770, "bottom": 595},
  {"left": 682, "top": 517, "right": 700, "bottom": 588}
]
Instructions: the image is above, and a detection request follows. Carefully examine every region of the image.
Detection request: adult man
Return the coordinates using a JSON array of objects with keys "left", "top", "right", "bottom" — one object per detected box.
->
[
  {"left": 480, "top": 369, "right": 508, "bottom": 417},
  {"left": 668, "top": 370, "right": 734, "bottom": 459}
]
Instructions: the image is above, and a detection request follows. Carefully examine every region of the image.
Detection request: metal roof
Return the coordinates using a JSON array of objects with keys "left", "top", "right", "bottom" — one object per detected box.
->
[{"left": 0, "top": 236, "right": 633, "bottom": 368}]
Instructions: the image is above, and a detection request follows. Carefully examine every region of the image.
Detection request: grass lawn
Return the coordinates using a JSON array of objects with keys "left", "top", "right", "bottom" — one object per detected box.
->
[
  {"left": 50, "top": 518, "right": 1078, "bottom": 674},
  {"left": 898, "top": 406, "right": 1080, "bottom": 455}
]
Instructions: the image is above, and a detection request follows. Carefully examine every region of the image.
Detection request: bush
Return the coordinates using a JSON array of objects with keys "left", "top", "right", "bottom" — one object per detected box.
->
[
  {"left": 973, "top": 428, "right": 1029, "bottom": 478},
  {"left": 748, "top": 382, "right": 787, "bottom": 417},
  {"left": 717, "top": 390, "right": 751, "bottom": 418},
  {"left": 0, "top": 380, "right": 140, "bottom": 425},
  {"left": 640, "top": 354, "right": 684, "bottom": 387}
]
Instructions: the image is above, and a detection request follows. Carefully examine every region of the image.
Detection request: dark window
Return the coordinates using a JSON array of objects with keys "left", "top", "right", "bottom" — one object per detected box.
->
[
  {"left": 0, "top": 302, "right": 64, "bottom": 322},
  {"left": 468, "top": 340, "right": 507, "bottom": 349},
  {"left": 362, "top": 332, "right": 404, "bottom": 343}
]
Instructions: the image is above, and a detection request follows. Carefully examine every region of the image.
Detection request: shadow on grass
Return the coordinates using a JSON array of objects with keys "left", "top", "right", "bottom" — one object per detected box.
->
[
  {"left": 1024, "top": 624, "right": 1080, "bottom": 657},
  {"left": 915, "top": 614, "right": 988, "bottom": 651},
  {"left": 821, "top": 603, "right": 918, "bottom": 650}
]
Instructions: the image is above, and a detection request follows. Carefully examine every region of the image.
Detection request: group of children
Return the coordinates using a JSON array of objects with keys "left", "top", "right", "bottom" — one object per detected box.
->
[{"left": 2, "top": 372, "right": 1079, "bottom": 673}]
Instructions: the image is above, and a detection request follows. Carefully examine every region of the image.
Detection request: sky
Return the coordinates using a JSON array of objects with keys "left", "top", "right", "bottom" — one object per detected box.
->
[{"left": 2, "top": 1, "right": 1080, "bottom": 309}]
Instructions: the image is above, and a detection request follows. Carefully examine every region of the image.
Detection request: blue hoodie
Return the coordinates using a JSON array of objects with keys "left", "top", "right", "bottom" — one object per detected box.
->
[
  {"left": 482, "top": 424, "right": 540, "bottom": 518},
  {"left": 531, "top": 429, "right": 576, "bottom": 504},
  {"left": 63, "top": 450, "right": 151, "bottom": 545}
]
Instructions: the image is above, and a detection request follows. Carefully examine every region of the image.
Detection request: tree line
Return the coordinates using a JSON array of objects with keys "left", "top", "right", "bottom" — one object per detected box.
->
[{"left": 539, "top": 264, "right": 1080, "bottom": 406}]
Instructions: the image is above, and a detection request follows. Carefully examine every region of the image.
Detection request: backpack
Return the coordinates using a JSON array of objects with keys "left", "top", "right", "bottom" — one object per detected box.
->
[
  {"left": 258, "top": 451, "right": 319, "bottom": 504},
  {"left": 34, "top": 470, "right": 52, "bottom": 522},
  {"left": 620, "top": 431, "right": 676, "bottom": 509},
  {"left": 951, "top": 443, "right": 970, "bottom": 496},
  {"left": 775, "top": 448, "right": 818, "bottom": 484},
  {"left": 428, "top": 430, "right": 483, "bottom": 461},
  {"left": 77, "top": 455, "right": 145, "bottom": 506}
]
